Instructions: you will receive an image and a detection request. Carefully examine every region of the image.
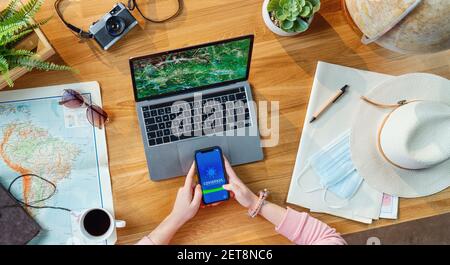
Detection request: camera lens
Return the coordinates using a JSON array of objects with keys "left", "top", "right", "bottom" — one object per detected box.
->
[{"left": 105, "top": 16, "right": 125, "bottom": 37}]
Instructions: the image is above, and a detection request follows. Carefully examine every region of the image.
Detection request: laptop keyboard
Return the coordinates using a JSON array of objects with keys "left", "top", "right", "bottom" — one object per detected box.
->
[{"left": 141, "top": 87, "right": 252, "bottom": 147}]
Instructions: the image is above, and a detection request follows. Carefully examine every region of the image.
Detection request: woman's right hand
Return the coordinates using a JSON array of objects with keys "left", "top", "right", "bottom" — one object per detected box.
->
[{"left": 222, "top": 157, "right": 259, "bottom": 209}]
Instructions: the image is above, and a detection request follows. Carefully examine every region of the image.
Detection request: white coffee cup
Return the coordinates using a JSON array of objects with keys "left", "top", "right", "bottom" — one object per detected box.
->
[{"left": 79, "top": 208, "right": 126, "bottom": 242}]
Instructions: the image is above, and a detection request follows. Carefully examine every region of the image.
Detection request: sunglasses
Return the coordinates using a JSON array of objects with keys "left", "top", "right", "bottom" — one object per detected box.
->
[{"left": 58, "top": 89, "right": 109, "bottom": 129}]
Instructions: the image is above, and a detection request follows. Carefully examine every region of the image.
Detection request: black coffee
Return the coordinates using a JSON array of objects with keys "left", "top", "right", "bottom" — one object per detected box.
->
[{"left": 83, "top": 209, "right": 111, "bottom": 236}]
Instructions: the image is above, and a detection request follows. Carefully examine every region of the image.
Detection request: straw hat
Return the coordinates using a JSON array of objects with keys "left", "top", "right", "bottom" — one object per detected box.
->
[{"left": 350, "top": 73, "right": 450, "bottom": 198}]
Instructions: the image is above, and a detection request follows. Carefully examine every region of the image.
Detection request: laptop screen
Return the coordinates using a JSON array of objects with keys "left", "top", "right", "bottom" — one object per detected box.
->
[{"left": 130, "top": 35, "right": 253, "bottom": 101}]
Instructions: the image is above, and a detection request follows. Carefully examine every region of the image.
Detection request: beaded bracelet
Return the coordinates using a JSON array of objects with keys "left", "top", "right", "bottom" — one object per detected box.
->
[{"left": 248, "top": 188, "right": 269, "bottom": 218}]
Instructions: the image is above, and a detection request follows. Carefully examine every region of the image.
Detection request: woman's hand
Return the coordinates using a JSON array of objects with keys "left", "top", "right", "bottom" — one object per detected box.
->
[
  {"left": 169, "top": 162, "right": 203, "bottom": 225},
  {"left": 222, "top": 157, "right": 259, "bottom": 209},
  {"left": 142, "top": 163, "right": 202, "bottom": 245}
]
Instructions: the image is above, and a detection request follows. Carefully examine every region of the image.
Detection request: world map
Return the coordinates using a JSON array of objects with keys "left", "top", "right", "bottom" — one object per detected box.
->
[{"left": 0, "top": 95, "right": 105, "bottom": 244}]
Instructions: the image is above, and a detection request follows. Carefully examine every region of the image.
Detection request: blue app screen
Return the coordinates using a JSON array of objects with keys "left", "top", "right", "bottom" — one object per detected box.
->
[{"left": 196, "top": 148, "right": 229, "bottom": 204}]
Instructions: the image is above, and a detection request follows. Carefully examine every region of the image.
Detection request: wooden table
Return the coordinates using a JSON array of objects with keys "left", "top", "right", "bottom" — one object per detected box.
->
[{"left": 9, "top": 0, "right": 450, "bottom": 244}]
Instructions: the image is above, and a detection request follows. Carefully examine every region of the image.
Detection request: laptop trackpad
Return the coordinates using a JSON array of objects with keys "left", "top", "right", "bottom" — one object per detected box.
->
[{"left": 177, "top": 136, "right": 231, "bottom": 173}]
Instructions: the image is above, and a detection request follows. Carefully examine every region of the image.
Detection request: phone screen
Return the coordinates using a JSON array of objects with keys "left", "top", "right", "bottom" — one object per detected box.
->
[{"left": 195, "top": 147, "right": 229, "bottom": 204}]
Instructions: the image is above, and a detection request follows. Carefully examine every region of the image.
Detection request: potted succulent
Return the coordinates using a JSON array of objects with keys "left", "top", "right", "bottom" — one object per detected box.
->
[
  {"left": 0, "top": 0, "right": 72, "bottom": 88},
  {"left": 262, "top": 0, "right": 321, "bottom": 36}
]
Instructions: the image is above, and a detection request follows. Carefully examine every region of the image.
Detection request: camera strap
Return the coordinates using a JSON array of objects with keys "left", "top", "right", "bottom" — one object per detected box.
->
[
  {"left": 54, "top": 0, "right": 93, "bottom": 39},
  {"left": 54, "top": 0, "right": 184, "bottom": 39},
  {"left": 127, "top": 0, "right": 184, "bottom": 23}
]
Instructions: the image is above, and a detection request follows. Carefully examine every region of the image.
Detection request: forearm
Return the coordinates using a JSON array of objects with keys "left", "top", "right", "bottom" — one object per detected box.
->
[
  {"left": 255, "top": 200, "right": 345, "bottom": 245},
  {"left": 258, "top": 201, "right": 287, "bottom": 227},
  {"left": 140, "top": 214, "right": 184, "bottom": 245},
  {"left": 272, "top": 207, "right": 346, "bottom": 245}
]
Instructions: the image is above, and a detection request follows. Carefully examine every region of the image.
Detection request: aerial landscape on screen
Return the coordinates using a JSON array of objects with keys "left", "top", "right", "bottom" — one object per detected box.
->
[{"left": 132, "top": 38, "right": 251, "bottom": 99}]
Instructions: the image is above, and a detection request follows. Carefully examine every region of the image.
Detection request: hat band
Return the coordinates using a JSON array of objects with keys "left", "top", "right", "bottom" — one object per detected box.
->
[{"left": 361, "top": 96, "right": 422, "bottom": 170}]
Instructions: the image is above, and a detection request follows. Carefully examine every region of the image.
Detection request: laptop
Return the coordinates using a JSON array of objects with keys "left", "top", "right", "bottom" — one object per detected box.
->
[{"left": 129, "top": 35, "right": 263, "bottom": 180}]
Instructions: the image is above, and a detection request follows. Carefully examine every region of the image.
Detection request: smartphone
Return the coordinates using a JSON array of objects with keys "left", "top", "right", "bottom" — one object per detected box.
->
[{"left": 195, "top": 146, "right": 230, "bottom": 205}]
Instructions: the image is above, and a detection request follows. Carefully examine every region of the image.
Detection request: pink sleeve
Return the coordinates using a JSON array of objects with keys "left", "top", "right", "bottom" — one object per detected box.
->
[
  {"left": 136, "top": 236, "right": 156, "bottom": 245},
  {"left": 275, "top": 207, "right": 347, "bottom": 245}
]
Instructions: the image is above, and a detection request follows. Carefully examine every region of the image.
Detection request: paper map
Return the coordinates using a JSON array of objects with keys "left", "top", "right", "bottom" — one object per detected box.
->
[{"left": 0, "top": 82, "right": 115, "bottom": 244}]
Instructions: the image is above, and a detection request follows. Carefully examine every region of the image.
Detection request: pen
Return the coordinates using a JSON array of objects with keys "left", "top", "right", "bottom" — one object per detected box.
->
[{"left": 309, "top": 84, "right": 349, "bottom": 123}]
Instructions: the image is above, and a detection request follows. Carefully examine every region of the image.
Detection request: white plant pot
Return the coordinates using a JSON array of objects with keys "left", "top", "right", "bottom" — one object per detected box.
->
[{"left": 262, "top": 0, "right": 313, "bottom": 37}]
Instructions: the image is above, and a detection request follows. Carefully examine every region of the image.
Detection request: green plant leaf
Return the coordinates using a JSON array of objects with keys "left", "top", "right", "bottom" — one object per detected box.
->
[
  {"left": 281, "top": 20, "right": 294, "bottom": 30},
  {"left": 287, "top": 0, "right": 297, "bottom": 6},
  {"left": 0, "top": 20, "right": 28, "bottom": 38},
  {"left": 313, "top": 3, "right": 321, "bottom": 13},
  {"left": 0, "top": 0, "right": 73, "bottom": 87},
  {"left": 0, "top": 28, "right": 33, "bottom": 46},
  {"left": 0, "top": 55, "right": 13, "bottom": 87},
  {"left": 275, "top": 9, "right": 288, "bottom": 21},
  {"left": 1, "top": 0, "right": 44, "bottom": 27},
  {"left": 287, "top": 11, "right": 300, "bottom": 21},
  {"left": 308, "top": 0, "right": 321, "bottom": 12},
  {"left": 300, "top": 5, "right": 311, "bottom": 17},
  {"left": 273, "top": 0, "right": 311, "bottom": 25},
  {"left": 9, "top": 56, "right": 73, "bottom": 72},
  {"left": 285, "top": 27, "right": 295, "bottom": 33},
  {"left": 1, "top": 71, "right": 13, "bottom": 87},
  {"left": 0, "top": 0, "right": 20, "bottom": 22},
  {"left": 294, "top": 18, "right": 309, "bottom": 32},
  {"left": 0, "top": 55, "right": 9, "bottom": 72},
  {"left": 304, "top": 1, "right": 313, "bottom": 11},
  {"left": 279, "top": 0, "right": 289, "bottom": 7},
  {"left": 308, "top": 0, "right": 320, "bottom": 7},
  {"left": 2, "top": 49, "right": 35, "bottom": 57},
  {"left": 267, "top": 0, "right": 281, "bottom": 12},
  {"left": 0, "top": 16, "right": 50, "bottom": 46}
]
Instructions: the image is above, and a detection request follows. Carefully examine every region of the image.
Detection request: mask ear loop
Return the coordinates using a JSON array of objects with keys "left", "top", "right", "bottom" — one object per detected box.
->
[
  {"left": 297, "top": 163, "right": 350, "bottom": 209},
  {"left": 322, "top": 189, "right": 350, "bottom": 209},
  {"left": 296, "top": 162, "right": 322, "bottom": 193}
]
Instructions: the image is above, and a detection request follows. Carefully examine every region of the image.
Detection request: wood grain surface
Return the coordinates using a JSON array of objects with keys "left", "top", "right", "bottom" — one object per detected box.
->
[{"left": 5, "top": 0, "right": 450, "bottom": 244}]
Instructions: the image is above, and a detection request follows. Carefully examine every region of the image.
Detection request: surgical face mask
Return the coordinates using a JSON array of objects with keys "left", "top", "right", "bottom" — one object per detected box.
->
[{"left": 297, "top": 130, "right": 363, "bottom": 208}]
